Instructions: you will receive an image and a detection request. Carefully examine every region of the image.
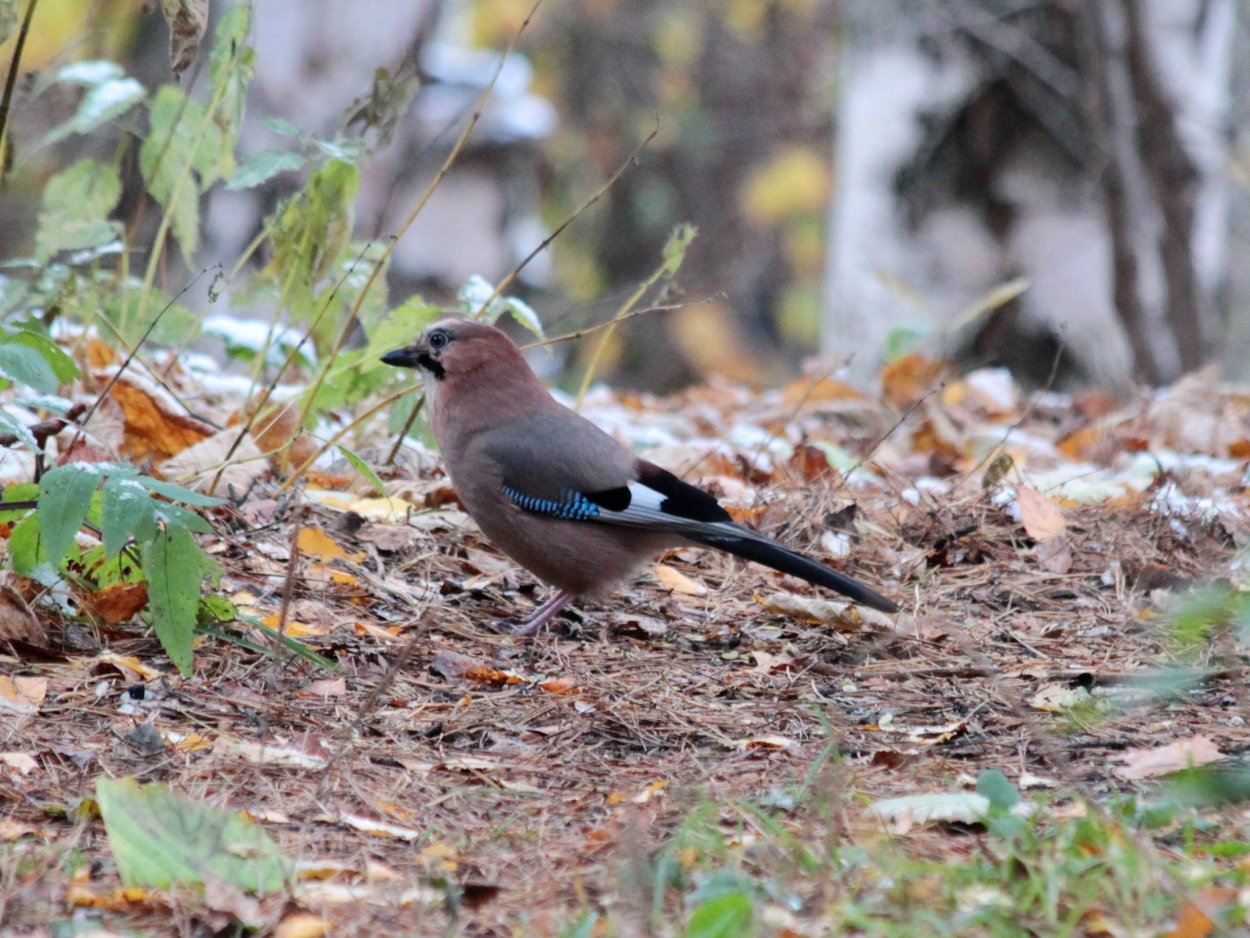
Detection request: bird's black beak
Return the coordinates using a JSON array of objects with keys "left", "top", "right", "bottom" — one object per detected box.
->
[{"left": 381, "top": 345, "right": 421, "bottom": 368}]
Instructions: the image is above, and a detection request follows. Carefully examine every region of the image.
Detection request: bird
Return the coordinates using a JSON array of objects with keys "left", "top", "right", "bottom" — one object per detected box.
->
[{"left": 382, "top": 317, "right": 898, "bottom": 635}]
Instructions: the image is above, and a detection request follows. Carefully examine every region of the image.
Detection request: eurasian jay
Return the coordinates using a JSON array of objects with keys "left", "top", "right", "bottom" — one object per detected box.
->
[{"left": 382, "top": 318, "right": 898, "bottom": 634}]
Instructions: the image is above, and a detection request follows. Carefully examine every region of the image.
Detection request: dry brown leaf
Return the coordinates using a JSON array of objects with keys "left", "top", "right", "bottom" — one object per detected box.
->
[
  {"left": 0, "top": 675, "right": 46, "bottom": 715},
  {"left": 300, "top": 678, "right": 347, "bottom": 698},
  {"left": 881, "top": 353, "right": 948, "bottom": 409},
  {"left": 78, "top": 582, "right": 149, "bottom": 625},
  {"left": 735, "top": 735, "right": 797, "bottom": 751},
  {"left": 0, "top": 585, "right": 37, "bottom": 642},
  {"left": 109, "top": 379, "right": 214, "bottom": 463},
  {"left": 227, "top": 737, "right": 330, "bottom": 770},
  {"left": 1017, "top": 485, "right": 1066, "bottom": 540},
  {"left": 780, "top": 375, "right": 865, "bottom": 409},
  {"left": 1113, "top": 735, "right": 1226, "bottom": 780},
  {"left": 430, "top": 650, "right": 522, "bottom": 686},
  {"left": 159, "top": 426, "right": 266, "bottom": 495},
  {"left": 756, "top": 591, "right": 892, "bottom": 632},
  {"left": 654, "top": 564, "right": 708, "bottom": 596},
  {"left": 1034, "top": 535, "right": 1073, "bottom": 574}
]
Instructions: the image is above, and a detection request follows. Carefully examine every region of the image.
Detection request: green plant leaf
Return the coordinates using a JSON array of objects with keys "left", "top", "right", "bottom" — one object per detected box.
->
[
  {"left": 684, "top": 891, "right": 754, "bottom": 938},
  {"left": 0, "top": 342, "right": 60, "bottom": 394},
  {"left": 0, "top": 412, "right": 37, "bottom": 450},
  {"left": 138, "top": 478, "right": 228, "bottom": 507},
  {"left": 143, "top": 525, "right": 206, "bottom": 674},
  {"left": 44, "top": 75, "right": 145, "bottom": 145},
  {"left": 0, "top": 483, "right": 38, "bottom": 521},
  {"left": 662, "top": 223, "right": 697, "bottom": 275},
  {"left": 101, "top": 478, "right": 156, "bottom": 559},
  {"left": 362, "top": 294, "right": 439, "bottom": 370},
  {"left": 336, "top": 445, "right": 385, "bottom": 496},
  {"left": 38, "top": 464, "right": 103, "bottom": 568},
  {"left": 140, "top": 85, "right": 219, "bottom": 262},
  {"left": 9, "top": 514, "right": 45, "bottom": 576},
  {"left": 976, "top": 769, "right": 1020, "bottom": 811},
  {"left": 96, "top": 776, "right": 290, "bottom": 894},
  {"left": 226, "top": 149, "right": 304, "bottom": 189},
  {"left": 35, "top": 159, "right": 123, "bottom": 261},
  {"left": 6, "top": 332, "right": 80, "bottom": 384}
]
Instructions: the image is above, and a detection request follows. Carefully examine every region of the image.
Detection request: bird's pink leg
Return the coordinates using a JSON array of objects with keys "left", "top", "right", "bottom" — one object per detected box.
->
[{"left": 512, "top": 590, "right": 572, "bottom": 636}]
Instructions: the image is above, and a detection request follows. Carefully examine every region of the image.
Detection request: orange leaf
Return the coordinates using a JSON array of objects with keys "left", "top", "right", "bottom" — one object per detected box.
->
[
  {"left": 79, "top": 582, "right": 149, "bottom": 625},
  {"left": 881, "top": 354, "right": 947, "bottom": 409},
  {"left": 109, "top": 380, "right": 213, "bottom": 462}
]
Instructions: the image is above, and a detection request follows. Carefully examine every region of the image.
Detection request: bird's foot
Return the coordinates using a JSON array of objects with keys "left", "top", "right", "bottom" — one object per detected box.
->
[{"left": 511, "top": 590, "right": 572, "bottom": 637}]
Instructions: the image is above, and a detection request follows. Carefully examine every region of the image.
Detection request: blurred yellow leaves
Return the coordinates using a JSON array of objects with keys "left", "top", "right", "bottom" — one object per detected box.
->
[{"left": 741, "top": 146, "right": 831, "bottom": 227}]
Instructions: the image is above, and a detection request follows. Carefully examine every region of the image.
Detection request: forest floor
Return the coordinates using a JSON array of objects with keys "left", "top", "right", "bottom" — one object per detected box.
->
[{"left": 4, "top": 355, "right": 1250, "bottom": 936}]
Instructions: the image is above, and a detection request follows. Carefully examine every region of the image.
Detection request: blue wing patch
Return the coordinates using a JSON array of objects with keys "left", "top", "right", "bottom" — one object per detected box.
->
[{"left": 502, "top": 484, "right": 601, "bottom": 521}]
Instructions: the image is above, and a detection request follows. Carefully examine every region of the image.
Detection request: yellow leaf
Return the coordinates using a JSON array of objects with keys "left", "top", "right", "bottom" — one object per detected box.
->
[
  {"left": 296, "top": 527, "right": 363, "bottom": 564},
  {"left": 741, "top": 146, "right": 831, "bottom": 225}
]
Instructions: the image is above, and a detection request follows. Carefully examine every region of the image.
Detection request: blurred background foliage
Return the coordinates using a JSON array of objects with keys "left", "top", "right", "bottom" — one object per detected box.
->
[{"left": 0, "top": 0, "right": 840, "bottom": 393}]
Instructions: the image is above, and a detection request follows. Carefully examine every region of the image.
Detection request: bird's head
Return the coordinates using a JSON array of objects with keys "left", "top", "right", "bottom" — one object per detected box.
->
[{"left": 382, "top": 317, "right": 501, "bottom": 382}]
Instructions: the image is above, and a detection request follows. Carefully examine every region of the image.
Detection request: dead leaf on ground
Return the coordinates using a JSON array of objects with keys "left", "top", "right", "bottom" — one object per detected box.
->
[
  {"left": 1017, "top": 485, "right": 1067, "bottom": 540},
  {"left": 881, "top": 354, "right": 948, "bottom": 409},
  {"left": 756, "top": 591, "right": 892, "bottom": 632},
  {"left": 430, "top": 650, "right": 523, "bottom": 686},
  {"left": 654, "top": 564, "right": 708, "bottom": 595},
  {"left": 1113, "top": 735, "right": 1226, "bottom": 780},
  {"left": 297, "top": 527, "right": 364, "bottom": 564},
  {"left": 0, "top": 585, "right": 37, "bottom": 642},
  {"left": 0, "top": 675, "right": 47, "bottom": 715},
  {"left": 159, "top": 426, "right": 266, "bottom": 495},
  {"left": 78, "top": 582, "right": 149, "bottom": 625},
  {"left": 108, "top": 378, "right": 214, "bottom": 463}
]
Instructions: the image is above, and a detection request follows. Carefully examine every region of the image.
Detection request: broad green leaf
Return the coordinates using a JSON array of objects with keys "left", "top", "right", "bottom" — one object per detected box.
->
[
  {"left": 35, "top": 159, "right": 122, "bottom": 261},
  {"left": 96, "top": 776, "right": 290, "bottom": 894},
  {"left": 503, "top": 296, "right": 544, "bottom": 339},
  {"left": 138, "top": 478, "right": 227, "bottom": 507},
  {"left": 264, "top": 159, "right": 359, "bottom": 347},
  {"left": 336, "top": 445, "right": 385, "bottom": 496},
  {"left": 204, "top": 3, "right": 254, "bottom": 179},
  {"left": 0, "top": 342, "right": 60, "bottom": 394},
  {"left": 8, "top": 514, "right": 44, "bottom": 575},
  {"left": 101, "top": 478, "right": 156, "bottom": 559},
  {"left": 882, "top": 325, "right": 930, "bottom": 363},
  {"left": 37, "top": 464, "right": 101, "bottom": 567},
  {"left": 226, "top": 149, "right": 303, "bottom": 190},
  {"left": 662, "top": 223, "right": 697, "bottom": 275},
  {"left": 45, "top": 76, "right": 145, "bottom": 144},
  {"left": 0, "top": 482, "right": 38, "bottom": 522},
  {"left": 6, "top": 332, "right": 80, "bottom": 384},
  {"left": 976, "top": 769, "right": 1020, "bottom": 811},
  {"left": 153, "top": 502, "right": 214, "bottom": 535},
  {"left": 0, "top": 412, "right": 37, "bottom": 450},
  {"left": 143, "top": 524, "right": 205, "bottom": 674},
  {"left": 684, "top": 892, "right": 754, "bottom": 938},
  {"left": 140, "top": 85, "right": 221, "bottom": 261}
]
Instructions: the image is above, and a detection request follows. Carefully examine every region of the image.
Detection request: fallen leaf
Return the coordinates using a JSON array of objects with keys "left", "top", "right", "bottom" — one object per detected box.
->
[
  {"left": 654, "top": 564, "right": 708, "bottom": 595},
  {"left": 227, "top": 737, "right": 330, "bottom": 770},
  {"left": 756, "top": 591, "right": 892, "bottom": 632},
  {"left": 159, "top": 427, "right": 266, "bottom": 496},
  {"left": 881, "top": 354, "right": 948, "bottom": 409},
  {"left": 297, "top": 527, "right": 364, "bottom": 564},
  {"left": 109, "top": 378, "right": 213, "bottom": 463},
  {"left": 1034, "top": 535, "right": 1073, "bottom": 574},
  {"left": 79, "top": 582, "right": 149, "bottom": 625},
  {"left": 274, "top": 913, "right": 329, "bottom": 938},
  {"left": 300, "top": 678, "right": 346, "bottom": 698},
  {"left": 1017, "top": 485, "right": 1066, "bottom": 540},
  {"left": 0, "top": 675, "right": 46, "bottom": 715},
  {"left": 1113, "top": 735, "right": 1226, "bottom": 780},
  {"left": 0, "top": 752, "right": 38, "bottom": 775},
  {"left": 0, "top": 585, "right": 37, "bottom": 642},
  {"left": 329, "top": 813, "right": 423, "bottom": 842}
]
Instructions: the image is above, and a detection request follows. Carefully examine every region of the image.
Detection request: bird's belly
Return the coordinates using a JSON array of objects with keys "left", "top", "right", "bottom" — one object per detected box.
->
[{"left": 475, "top": 508, "right": 674, "bottom": 597}]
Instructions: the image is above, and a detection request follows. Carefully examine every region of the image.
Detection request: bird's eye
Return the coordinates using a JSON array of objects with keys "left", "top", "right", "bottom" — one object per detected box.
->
[{"left": 428, "top": 330, "right": 449, "bottom": 351}]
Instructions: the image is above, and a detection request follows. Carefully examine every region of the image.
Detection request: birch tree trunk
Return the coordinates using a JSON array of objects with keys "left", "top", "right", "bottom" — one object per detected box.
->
[{"left": 823, "top": 0, "right": 1236, "bottom": 388}]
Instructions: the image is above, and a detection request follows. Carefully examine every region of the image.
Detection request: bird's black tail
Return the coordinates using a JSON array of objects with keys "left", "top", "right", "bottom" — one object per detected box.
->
[{"left": 687, "top": 530, "right": 899, "bottom": 613}]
